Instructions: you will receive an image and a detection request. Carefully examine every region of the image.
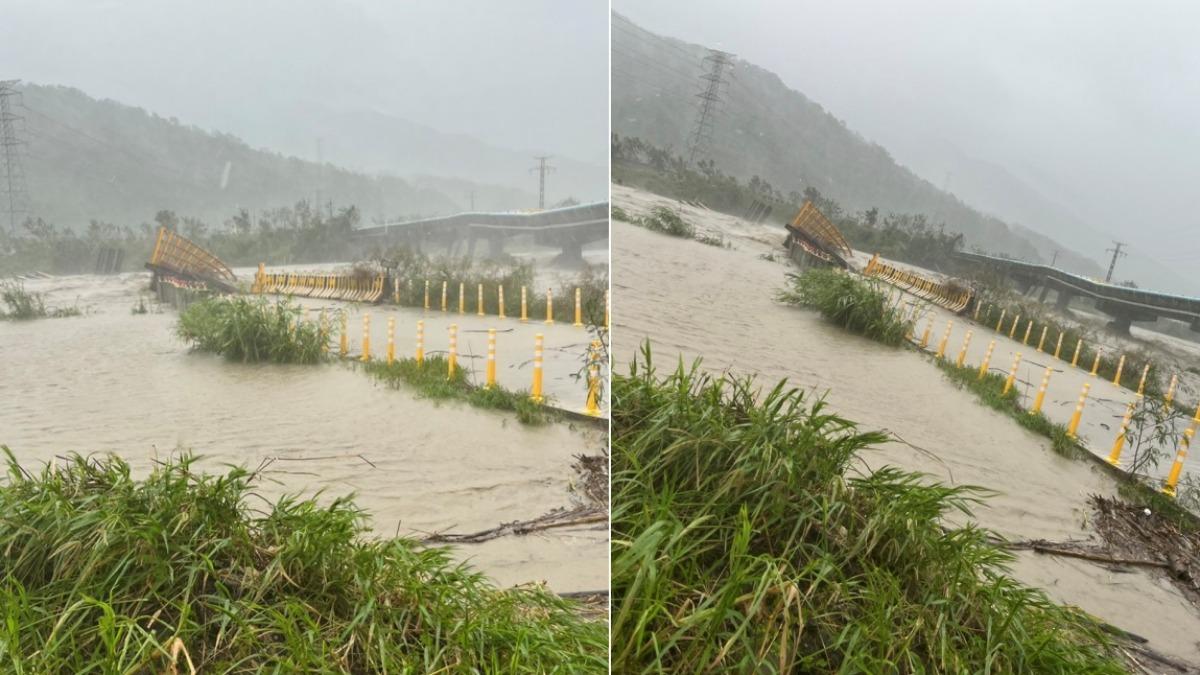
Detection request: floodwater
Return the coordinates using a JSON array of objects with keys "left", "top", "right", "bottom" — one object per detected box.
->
[
  {"left": 0, "top": 271, "right": 607, "bottom": 593},
  {"left": 612, "top": 184, "right": 1200, "bottom": 662}
]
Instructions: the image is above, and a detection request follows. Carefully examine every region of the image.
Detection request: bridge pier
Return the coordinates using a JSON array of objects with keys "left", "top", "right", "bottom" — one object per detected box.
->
[
  {"left": 1096, "top": 299, "right": 1157, "bottom": 337},
  {"left": 554, "top": 238, "right": 586, "bottom": 267},
  {"left": 1054, "top": 288, "right": 1075, "bottom": 312}
]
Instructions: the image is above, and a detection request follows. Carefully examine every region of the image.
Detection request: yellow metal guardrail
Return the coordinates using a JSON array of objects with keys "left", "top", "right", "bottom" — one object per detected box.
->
[
  {"left": 252, "top": 264, "right": 385, "bottom": 303},
  {"left": 147, "top": 226, "right": 237, "bottom": 292},
  {"left": 864, "top": 253, "right": 972, "bottom": 313}
]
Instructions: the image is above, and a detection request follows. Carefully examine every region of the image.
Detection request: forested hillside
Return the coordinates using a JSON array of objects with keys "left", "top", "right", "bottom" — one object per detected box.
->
[
  {"left": 611, "top": 13, "right": 1103, "bottom": 277},
  {"left": 14, "top": 84, "right": 466, "bottom": 230}
]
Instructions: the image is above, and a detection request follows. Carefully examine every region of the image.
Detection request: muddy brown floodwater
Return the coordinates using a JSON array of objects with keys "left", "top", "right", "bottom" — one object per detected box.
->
[
  {"left": 0, "top": 271, "right": 607, "bottom": 593},
  {"left": 613, "top": 184, "right": 1200, "bottom": 662}
]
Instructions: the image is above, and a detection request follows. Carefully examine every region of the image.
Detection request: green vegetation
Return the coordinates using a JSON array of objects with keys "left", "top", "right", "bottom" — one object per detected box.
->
[
  {"left": 367, "top": 246, "right": 609, "bottom": 327},
  {"left": 636, "top": 206, "right": 694, "bottom": 238},
  {"left": 0, "top": 280, "right": 81, "bottom": 320},
  {"left": 777, "top": 268, "right": 912, "bottom": 345},
  {"left": 360, "top": 356, "right": 551, "bottom": 426},
  {"left": 0, "top": 449, "right": 606, "bottom": 672},
  {"left": 177, "top": 296, "right": 330, "bottom": 364},
  {"left": 611, "top": 345, "right": 1123, "bottom": 673}
]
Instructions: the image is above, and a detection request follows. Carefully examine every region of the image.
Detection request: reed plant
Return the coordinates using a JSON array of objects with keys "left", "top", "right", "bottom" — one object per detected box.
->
[
  {"left": 0, "top": 448, "right": 606, "bottom": 672},
  {"left": 176, "top": 295, "right": 330, "bottom": 364},
  {"left": 778, "top": 268, "right": 912, "bottom": 345},
  {"left": 611, "top": 343, "right": 1124, "bottom": 673}
]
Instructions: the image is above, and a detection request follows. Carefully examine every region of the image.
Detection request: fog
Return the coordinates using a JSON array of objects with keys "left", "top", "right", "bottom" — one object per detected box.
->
[
  {"left": 615, "top": 0, "right": 1200, "bottom": 296},
  {"left": 0, "top": 0, "right": 609, "bottom": 199}
]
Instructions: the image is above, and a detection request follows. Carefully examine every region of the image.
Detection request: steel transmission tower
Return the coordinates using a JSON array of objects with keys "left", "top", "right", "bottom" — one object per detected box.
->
[
  {"left": 686, "top": 49, "right": 733, "bottom": 167},
  {"left": 0, "top": 80, "right": 32, "bottom": 234},
  {"left": 530, "top": 155, "right": 555, "bottom": 209}
]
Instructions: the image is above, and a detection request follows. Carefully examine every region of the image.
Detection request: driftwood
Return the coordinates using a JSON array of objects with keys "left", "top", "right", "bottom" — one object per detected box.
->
[
  {"left": 998, "top": 538, "right": 1171, "bottom": 570},
  {"left": 423, "top": 505, "right": 607, "bottom": 544}
]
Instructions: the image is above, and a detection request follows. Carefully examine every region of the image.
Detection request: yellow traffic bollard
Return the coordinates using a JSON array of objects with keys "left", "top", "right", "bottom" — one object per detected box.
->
[
  {"left": 415, "top": 320, "right": 424, "bottom": 364},
  {"left": 1066, "top": 382, "right": 1091, "bottom": 439},
  {"left": 320, "top": 309, "right": 329, "bottom": 353},
  {"left": 1107, "top": 402, "right": 1136, "bottom": 467},
  {"left": 1165, "top": 373, "right": 1178, "bottom": 406},
  {"left": 441, "top": 281, "right": 448, "bottom": 312},
  {"left": 1072, "top": 339, "right": 1082, "bottom": 367},
  {"left": 1030, "top": 366, "right": 1053, "bottom": 414},
  {"left": 530, "top": 333, "right": 544, "bottom": 403},
  {"left": 1090, "top": 349, "right": 1102, "bottom": 376},
  {"left": 360, "top": 314, "right": 371, "bottom": 362},
  {"left": 1112, "top": 354, "right": 1125, "bottom": 386},
  {"left": 424, "top": 280, "right": 430, "bottom": 310},
  {"left": 1022, "top": 319, "right": 1033, "bottom": 345},
  {"left": 1163, "top": 427, "right": 1194, "bottom": 497},
  {"left": 978, "top": 339, "right": 996, "bottom": 380},
  {"left": 1036, "top": 325, "right": 1047, "bottom": 352},
  {"left": 393, "top": 278, "right": 400, "bottom": 304},
  {"left": 1002, "top": 352, "right": 1022, "bottom": 395},
  {"left": 995, "top": 308, "right": 1006, "bottom": 333},
  {"left": 545, "top": 288, "right": 555, "bottom": 324},
  {"left": 447, "top": 324, "right": 458, "bottom": 378},
  {"left": 1194, "top": 401, "right": 1200, "bottom": 425},
  {"left": 476, "top": 283, "right": 484, "bottom": 316},
  {"left": 520, "top": 286, "right": 528, "bottom": 322},
  {"left": 583, "top": 339, "right": 602, "bottom": 416},
  {"left": 1008, "top": 313, "right": 1020, "bottom": 339},
  {"left": 605, "top": 289, "right": 610, "bottom": 329},
  {"left": 386, "top": 317, "right": 395, "bottom": 365},
  {"left": 498, "top": 286, "right": 506, "bottom": 319},
  {"left": 956, "top": 329, "right": 973, "bottom": 368},
  {"left": 1136, "top": 363, "right": 1150, "bottom": 398},
  {"left": 935, "top": 320, "right": 953, "bottom": 359},
  {"left": 573, "top": 288, "right": 584, "bottom": 327},
  {"left": 486, "top": 328, "right": 497, "bottom": 388},
  {"left": 973, "top": 302, "right": 981, "bottom": 321},
  {"left": 919, "top": 316, "right": 932, "bottom": 349},
  {"left": 459, "top": 282, "right": 465, "bottom": 314},
  {"left": 1053, "top": 331, "right": 1064, "bottom": 360},
  {"left": 339, "top": 313, "right": 348, "bottom": 356}
]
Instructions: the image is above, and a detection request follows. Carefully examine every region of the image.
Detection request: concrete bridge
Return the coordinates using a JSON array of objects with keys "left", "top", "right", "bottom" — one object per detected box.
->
[
  {"left": 353, "top": 202, "right": 609, "bottom": 265},
  {"left": 955, "top": 250, "right": 1200, "bottom": 335}
]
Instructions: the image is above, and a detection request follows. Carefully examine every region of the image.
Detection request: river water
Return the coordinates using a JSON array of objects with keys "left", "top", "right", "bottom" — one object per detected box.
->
[
  {"left": 612, "top": 184, "right": 1200, "bottom": 662},
  {"left": 0, "top": 269, "right": 607, "bottom": 593}
]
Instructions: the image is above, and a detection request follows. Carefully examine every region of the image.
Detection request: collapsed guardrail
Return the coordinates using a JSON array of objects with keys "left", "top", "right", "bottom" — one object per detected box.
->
[
  {"left": 252, "top": 266, "right": 386, "bottom": 303},
  {"left": 864, "top": 254, "right": 973, "bottom": 313}
]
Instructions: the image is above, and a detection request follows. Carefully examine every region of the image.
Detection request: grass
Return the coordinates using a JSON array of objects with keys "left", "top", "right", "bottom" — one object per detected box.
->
[
  {"left": 359, "top": 356, "right": 552, "bottom": 426},
  {"left": 0, "top": 280, "right": 80, "bottom": 320},
  {"left": 0, "top": 448, "right": 606, "bottom": 672},
  {"left": 611, "top": 343, "right": 1124, "bottom": 673},
  {"left": 636, "top": 206, "right": 694, "bottom": 238},
  {"left": 177, "top": 295, "right": 331, "bottom": 364},
  {"left": 778, "top": 268, "right": 912, "bottom": 345}
]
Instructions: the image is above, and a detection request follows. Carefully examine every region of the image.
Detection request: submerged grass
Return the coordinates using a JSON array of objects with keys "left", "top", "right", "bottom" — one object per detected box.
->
[
  {"left": 611, "top": 344, "right": 1124, "bottom": 673},
  {"left": 359, "top": 356, "right": 552, "bottom": 426},
  {"left": 778, "top": 268, "right": 912, "bottom": 345},
  {"left": 0, "top": 448, "right": 606, "bottom": 672},
  {"left": 0, "top": 280, "right": 80, "bottom": 320},
  {"left": 177, "top": 295, "right": 331, "bottom": 364}
]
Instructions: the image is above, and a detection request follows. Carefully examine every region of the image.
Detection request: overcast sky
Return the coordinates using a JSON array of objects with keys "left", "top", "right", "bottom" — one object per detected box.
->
[
  {"left": 0, "top": 0, "right": 609, "bottom": 166},
  {"left": 616, "top": 0, "right": 1200, "bottom": 293}
]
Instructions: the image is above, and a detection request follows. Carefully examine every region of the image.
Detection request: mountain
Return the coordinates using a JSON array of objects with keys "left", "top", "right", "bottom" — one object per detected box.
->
[
  {"left": 611, "top": 13, "right": 1105, "bottom": 278},
  {"left": 12, "top": 83, "right": 546, "bottom": 231},
  {"left": 230, "top": 104, "right": 608, "bottom": 206}
]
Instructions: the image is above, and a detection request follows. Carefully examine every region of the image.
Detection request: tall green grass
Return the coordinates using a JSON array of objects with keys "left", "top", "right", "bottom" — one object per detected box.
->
[
  {"left": 778, "top": 268, "right": 912, "bottom": 345},
  {"left": 177, "top": 296, "right": 331, "bottom": 363},
  {"left": 0, "top": 448, "right": 606, "bottom": 672},
  {"left": 611, "top": 344, "right": 1123, "bottom": 673},
  {"left": 0, "top": 280, "right": 80, "bottom": 320}
]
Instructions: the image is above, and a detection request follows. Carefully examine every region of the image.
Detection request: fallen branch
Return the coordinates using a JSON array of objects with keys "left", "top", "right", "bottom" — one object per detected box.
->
[
  {"left": 423, "top": 505, "right": 607, "bottom": 544},
  {"left": 997, "top": 538, "right": 1170, "bottom": 570}
]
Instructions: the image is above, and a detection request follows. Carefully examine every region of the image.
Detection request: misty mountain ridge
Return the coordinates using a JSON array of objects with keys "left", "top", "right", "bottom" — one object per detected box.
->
[
  {"left": 13, "top": 82, "right": 590, "bottom": 233},
  {"left": 612, "top": 13, "right": 1106, "bottom": 279}
]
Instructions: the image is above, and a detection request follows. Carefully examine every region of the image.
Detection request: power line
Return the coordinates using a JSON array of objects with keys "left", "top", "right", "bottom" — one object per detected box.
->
[
  {"left": 687, "top": 49, "right": 734, "bottom": 167},
  {"left": 529, "top": 155, "right": 554, "bottom": 209},
  {"left": 0, "top": 80, "right": 32, "bottom": 234},
  {"left": 1104, "top": 241, "right": 1127, "bottom": 283}
]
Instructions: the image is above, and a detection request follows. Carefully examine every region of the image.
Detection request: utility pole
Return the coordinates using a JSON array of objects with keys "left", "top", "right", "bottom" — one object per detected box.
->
[
  {"left": 1050, "top": 250, "right": 1059, "bottom": 267},
  {"left": 0, "top": 80, "right": 32, "bottom": 234},
  {"left": 1104, "top": 241, "right": 1127, "bottom": 283},
  {"left": 686, "top": 49, "right": 733, "bottom": 167},
  {"left": 530, "top": 155, "right": 554, "bottom": 209}
]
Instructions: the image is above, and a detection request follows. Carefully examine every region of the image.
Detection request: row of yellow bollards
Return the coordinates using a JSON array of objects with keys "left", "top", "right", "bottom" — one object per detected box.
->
[
  {"left": 913, "top": 298, "right": 1194, "bottom": 498},
  {"left": 320, "top": 310, "right": 604, "bottom": 416},
  {"left": 422, "top": 280, "right": 607, "bottom": 329}
]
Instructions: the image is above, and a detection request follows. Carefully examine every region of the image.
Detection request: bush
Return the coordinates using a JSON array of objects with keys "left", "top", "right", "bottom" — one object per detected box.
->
[
  {"left": 778, "top": 268, "right": 912, "bottom": 345},
  {"left": 611, "top": 345, "right": 1123, "bottom": 672},
  {"left": 177, "top": 296, "right": 331, "bottom": 363},
  {"left": 0, "top": 449, "right": 606, "bottom": 672}
]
